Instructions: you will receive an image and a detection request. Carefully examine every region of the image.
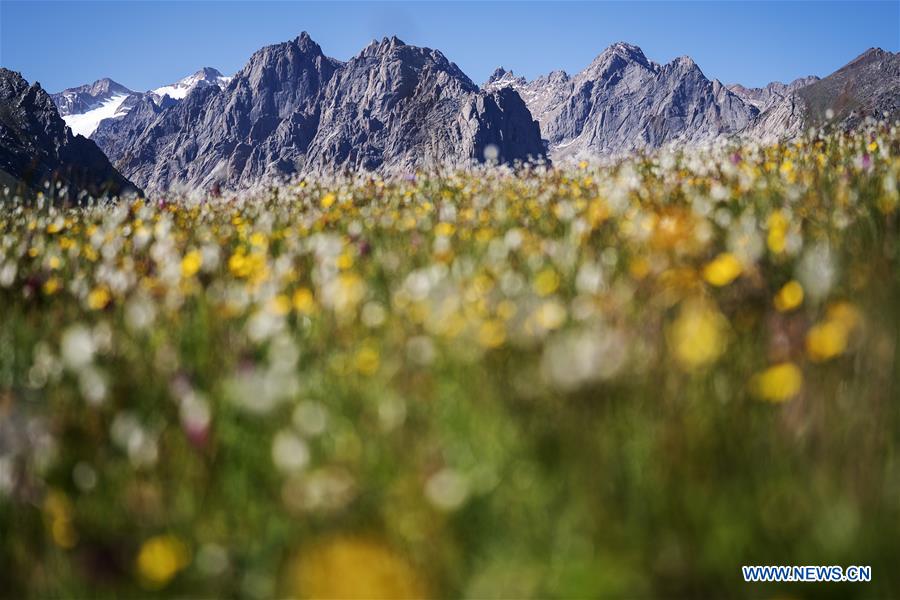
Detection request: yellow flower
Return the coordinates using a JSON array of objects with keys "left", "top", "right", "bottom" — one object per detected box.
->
[
  {"left": 336, "top": 251, "right": 354, "bottom": 270},
  {"left": 751, "top": 362, "right": 803, "bottom": 402},
  {"left": 533, "top": 267, "right": 560, "bottom": 296},
  {"left": 806, "top": 320, "right": 848, "bottom": 362},
  {"left": 434, "top": 222, "right": 456, "bottom": 237},
  {"left": 780, "top": 159, "right": 794, "bottom": 175},
  {"left": 702, "top": 253, "right": 742, "bottom": 287},
  {"left": 43, "top": 490, "right": 77, "bottom": 549},
  {"left": 293, "top": 288, "right": 317, "bottom": 315},
  {"left": 767, "top": 210, "right": 788, "bottom": 254},
  {"left": 867, "top": 141, "right": 878, "bottom": 152},
  {"left": 180, "top": 250, "right": 203, "bottom": 278},
  {"left": 249, "top": 231, "right": 268, "bottom": 248},
  {"left": 268, "top": 294, "right": 291, "bottom": 316},
  {"left": 668, "top": 302, "right": 729, "bottom": 370},
  {"left": 228, "top": 250, "right": 268, "bottom": 282},
  {"left": 87, "top": 286, "right": 111, "bottom": 310},
  {"left": 628, "top": 256, "right": 650, "bottom": 280},
  {"left": 43, "top": 277, "right": 61, "bottom": 295},
  {"left": 478, "top": 320, "right": 506, "bottom": 348},
  {"left": 320, "top": 193, "right": 336, "bottom": 209},
  {"left": 136, "top": 535, "right": 190, "bottom": 589},
  {"left": 228, "top": 251, "right": 247, "bottom": 277},
  {"left": 354, "top": 346, "right": 380, "bottom": 375},
  {"left": 289, "top": 536, "right": 426, "bottom": 599},
  {"left": 805, "top": 303, "right": 861, "bottom": 362},
  {"left": 774, "top": 280, "right": 804, "bottom": 312}
]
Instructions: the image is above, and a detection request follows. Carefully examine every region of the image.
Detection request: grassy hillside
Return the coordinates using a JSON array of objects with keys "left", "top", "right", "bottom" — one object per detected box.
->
[{"left": 1, "top": 122, "right": 899, "bottom": 597}]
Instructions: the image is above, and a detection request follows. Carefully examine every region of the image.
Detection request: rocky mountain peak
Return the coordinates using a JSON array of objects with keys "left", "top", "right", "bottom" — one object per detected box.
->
[
  {"left": 354, "top": 39, "right": 476, "bottom": 92},
  {"left": 547, "top": 70, "right": 570, "bottom": 84},
  {"left": 487, "top": 67, "right": 510, "bottom": 83},
  {"left": 240, "top": 32, "right": 330, "bottom": 78},
  {"left": 483, "top": 67, "right": 528, "bottom": 91},
  {"left": 87, "top": 78, "right": 132, "bottom": 97},
  {"left": 362, "top": 36, "right": 408, "bottom": 57},
  {"left": 193, "top": 67, "right": 224, "bottom": 80},
  {"left": 583, "top": 41, "right": 654, "bottom": 78},
  {"left": 595, "top": 42, "right": 650, "bottom": 64},
  {"left": 51, "top": 78, "right": 135, "bottom": 119},
  {"left": 294, "top": 30, "right": 325, "bottom": 55},
  {"left": 665, "top": 55, "right": 702, "bottom": 76},
  {"left": 841, "top": 47, "right": 894, "bottom": 72}
]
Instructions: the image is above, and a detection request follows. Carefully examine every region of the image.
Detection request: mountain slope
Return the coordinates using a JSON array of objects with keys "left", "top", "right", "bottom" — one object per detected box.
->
[
  {"left": 0, "top": 69, "right": 139, "bottom": 201},
  {"left": 727, "top": 76, "right": 820, "bottom": 112},
  {"left": 483, "top": 42, "right": 758, "bottom": 159},
  {"left": 744, "top": 48, "right": 900, "bottom": 140},
  {"left": 51, "top": 78, "right": 134, "bottom": 137},
  {"left": 798, "top": 48, "right": 900, "bottom": 126}
]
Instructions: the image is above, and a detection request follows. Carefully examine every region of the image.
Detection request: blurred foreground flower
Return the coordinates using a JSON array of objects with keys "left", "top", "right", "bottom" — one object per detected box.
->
[
  {"left": 667, "top": 302, "right": 729, "bottom": 371},
  {"left": 703, "top": 252, "right": 743, "bottom": 287},
  {"left": 289, "top": 536, "right": 425, "bottom": 599},
  {"left": 806, "top": 302, "right": 861, "bottom": 362},
  {"left": 136, "top": 534, "right": 191, "bottom": 589},
  {"left": 751, "top": 362, "right": 803, "bottom": 402}
]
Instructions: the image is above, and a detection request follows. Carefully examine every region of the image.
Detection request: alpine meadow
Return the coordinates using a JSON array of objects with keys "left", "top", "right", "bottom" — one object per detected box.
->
[{"left": 1, "top": 1, "right": 899, "bottom": 598}]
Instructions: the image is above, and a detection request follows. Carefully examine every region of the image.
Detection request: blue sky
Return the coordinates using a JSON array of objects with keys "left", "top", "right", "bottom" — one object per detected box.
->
[{"left": 1, "top": 1, "right": 898, "bottom": 93}]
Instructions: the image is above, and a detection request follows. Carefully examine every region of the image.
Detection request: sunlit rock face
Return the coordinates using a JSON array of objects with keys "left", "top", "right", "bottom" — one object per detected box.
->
[{"left": 483, "top": 42, "right": 759, "bottom": 160}]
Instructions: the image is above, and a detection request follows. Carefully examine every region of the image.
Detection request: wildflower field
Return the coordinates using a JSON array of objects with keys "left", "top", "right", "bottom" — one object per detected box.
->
[{"left": 1, "top": 123, "right": 899, "bottom": 598}]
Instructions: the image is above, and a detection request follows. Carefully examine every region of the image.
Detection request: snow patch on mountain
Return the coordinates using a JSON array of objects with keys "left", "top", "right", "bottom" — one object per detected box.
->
[
  {"left": 63, "top": 93, "right": 131, "bottom": 137},
  {"left": 150, "top": 68, "right": 231, "bottom": 101}
]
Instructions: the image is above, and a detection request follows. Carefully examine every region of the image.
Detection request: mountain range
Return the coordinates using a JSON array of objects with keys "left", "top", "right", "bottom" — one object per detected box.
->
[
  {"left": 0, "top": 68, "right": 137, "bottom": 201},
  {"left": 50, "top": 68, "right": 232, "bottom": 138},
  {"left": 1, "top": 32, "right": 897, "bottom": 199},
  {"left": 483, "top": 42, "right": 760, "bottom": 159}
]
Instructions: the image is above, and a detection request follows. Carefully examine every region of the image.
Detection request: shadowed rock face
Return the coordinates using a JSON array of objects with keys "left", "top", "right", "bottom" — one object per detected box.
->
[
  {"left": 483, "top": 42, "right": 759, "bottom": 159},
  {"left": 93, "top": 33, "right": 545, "bottom": 193},
  {"left": 0, "top": 68, "right": 139, "bottom": 201}
]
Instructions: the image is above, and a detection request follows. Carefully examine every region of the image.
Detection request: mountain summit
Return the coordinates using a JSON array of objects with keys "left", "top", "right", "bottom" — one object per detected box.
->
[{"left": 149, "top": 67, "right": 232, "bottom": 102}]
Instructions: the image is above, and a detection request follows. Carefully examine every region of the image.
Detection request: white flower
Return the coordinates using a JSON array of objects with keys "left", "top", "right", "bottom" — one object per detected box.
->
[{"left": 271, "top": 430, "right": 310, "bottom": 473}]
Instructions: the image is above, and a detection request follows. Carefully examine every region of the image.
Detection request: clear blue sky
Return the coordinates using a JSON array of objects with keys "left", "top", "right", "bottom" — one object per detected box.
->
[{"left": 1, "top": 1, "right": 898, "bottom": 93}]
